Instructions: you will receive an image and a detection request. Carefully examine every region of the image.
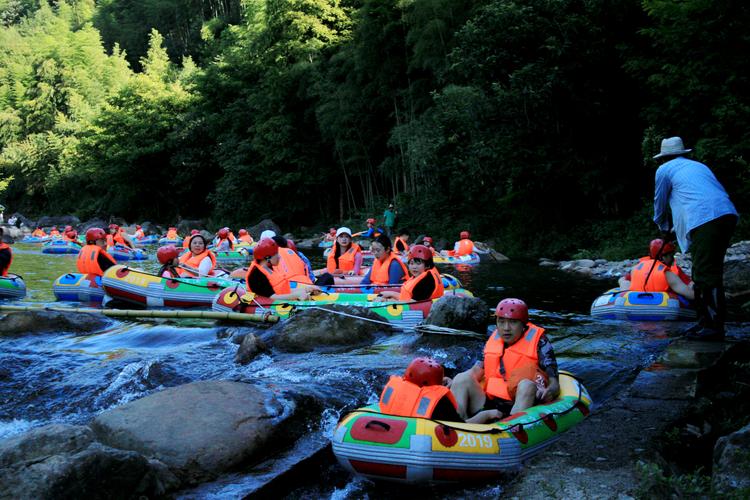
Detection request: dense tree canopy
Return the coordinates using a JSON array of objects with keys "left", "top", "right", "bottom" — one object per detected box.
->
[{"left": 0, "top": 0, "right": 748, "bottom": 258}]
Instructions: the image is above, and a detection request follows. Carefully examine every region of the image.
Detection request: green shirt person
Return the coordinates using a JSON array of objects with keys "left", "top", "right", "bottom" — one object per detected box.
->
[{"left": 383, "top": 204, "right": 397, "bottom": 237}]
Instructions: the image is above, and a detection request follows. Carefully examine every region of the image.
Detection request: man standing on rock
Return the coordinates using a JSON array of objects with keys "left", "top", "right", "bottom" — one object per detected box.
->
[{"left": 652, "top": 136, "right": 738, "bottom": 340}]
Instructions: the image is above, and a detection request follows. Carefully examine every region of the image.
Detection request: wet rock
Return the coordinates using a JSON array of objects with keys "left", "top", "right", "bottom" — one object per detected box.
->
[
  {"left": 724, "top": 259, "right": 750, "bottom": 295},
  {"left": 248, "top": 219, "right": 282, "bottom": 239},
  {"left": 424, "top": 295, "right": 490, "bottom": 333},
  {"left": 538, "top": 258, "right": 559, "bottom": 268},
  {"left": 576, "top": 259, "right": 596, "bottom": 268},
  {"left": 0, "top": 224, "right": 18, "bottom": 242},
  {"left": 713, "top": 422, "right": 750, "bottom": 494},
  {"left": 294, "top": 238, "right": 318, "bottom": 248},
  {"left": 96, "top": 360, "right": 188, "bottom": 407},
  {"left": 271, "top": 306, "right": 387, "bottom": 352},
  {"left": 140, "top": 221, "right": 159, "bottom": 235},
  {"left": 177, "top": 219, "right": 204, "bottom": 234},
  {"left": 0, "top": 423, "right": 172, "bottom": 498},
  {"left": 36, "top": 215, "right": 80, "bottom": 228},
  {"left": 79, "top": 218, "right": 108, "bottom": 232},
  {"left": 91, "top": 380, "right": 285, "bottom": 484},
  {"left": 235, "top": 332, "right": 269, "bottom": 364},
  {"left": 0, "top": 311, "right": 109, "bottom": 336},
  {"left": 9, "top": 212, "right": 35, "bottom": 228}
]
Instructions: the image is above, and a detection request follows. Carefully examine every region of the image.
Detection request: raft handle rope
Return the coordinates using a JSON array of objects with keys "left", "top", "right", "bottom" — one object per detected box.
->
[{"left": 299, "top": 305, "right": 397, "bottom": 328}]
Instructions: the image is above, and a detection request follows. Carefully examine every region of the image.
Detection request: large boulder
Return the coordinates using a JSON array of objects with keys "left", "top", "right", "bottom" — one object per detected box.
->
[
  {"left": 0, "top": 224, "right": 18, "bottom": 242},
  {"left": 248, "top": 219, "right": 281, "bottom": 239},
  {"left": 271, "top": 305, "right": 388, "bottom": 352},
  {"left": 91, "top": 380, "right": 285, "bottom": 484},
  {"left": 235, "top": 332, "right": 269, "bottom": 365},
  {"left": 139, "top": 221, "right": 159, "bottom": 235},
  {"left": 36, "top": 215, "right": 80, "bottom": 228},
  {"left": 724, "top": 259, "right": 750, "bottom": 295},
  {"left": 177, "top": 219, "right": 204, "bottom": 234},
  {"left": 0, "top": 424, "right": 174, "bottom": 499},
  {"left": 0, "top": 311, "right": 109, "bottom": 336},
  {"left": 78, "top": 218, "right": 108, "bottom": 232},
  {"left": 713, "top": 422, "right": 750, "bottom": 494},
  {"left": 9, "top": 212, "right": 35, "bottom": 228},
  {"left": 424, "top": 295, "right": 491, "bottom": 334}
]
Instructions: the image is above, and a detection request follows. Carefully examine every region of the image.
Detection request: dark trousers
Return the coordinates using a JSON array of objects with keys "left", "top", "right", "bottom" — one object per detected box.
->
[{"left": 689, "top": 214, "right": 737, "bottom": 289}]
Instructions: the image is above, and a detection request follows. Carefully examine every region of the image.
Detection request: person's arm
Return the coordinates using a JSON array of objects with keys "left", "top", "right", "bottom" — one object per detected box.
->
[
  {"left": 537, "top": 335, "right": 560, "bottom": 401},
  {"left": 351, "top": 252, "right": 363, "bottom": 275},
  {"left": 410, "top": 274, "right": 436, "bottom": 301},
  {"left": 388, "top": 259, "right": 406, "bottom": 284},
  {"left": 197, "top": 256, "right": 213, "bottom": 276},
  {"left": 359, "top": 268, "right": 373, "bottom": 285},
  {"left": 653, "top": 167, "right": 672, "bottom": 231},
  {"left": 666, "top": 271, "right": 694, "bottom": 299},
  {"left": 0, "top": 249, "right": 11, "bottom": 272}
]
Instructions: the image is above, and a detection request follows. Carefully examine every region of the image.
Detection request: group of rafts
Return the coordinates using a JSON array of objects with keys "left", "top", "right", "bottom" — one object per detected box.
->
[{"left": 1, "top": 227, "right": 695, "bottom": 484}]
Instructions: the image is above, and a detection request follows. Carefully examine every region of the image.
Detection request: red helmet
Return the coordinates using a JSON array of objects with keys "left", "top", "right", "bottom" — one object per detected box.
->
[
  {"left": 157, "top": 245, "right": 181, "bottom": 264},
  {"left": 495, "top": 298, "right": 529, "bottom": 322},
  {"left": 239, "top": 229, "right": 248, "bottom": 236},
  {"left": 85, "top": 227, "right": 106, "bottom": 243},
  {"left": 649, "top": 238, "right": 676, "bottom": 259},
  {"left": 366, "top": 218, "right": 376, "bottom": 224},
  {"left": 218, "top": 228, "right": 229, "bottom": 238},
  {"left": 423, "top": 236, "right": 433, "bottom": 244},
  {"left": 191, "top": 229, "right": 200, "bottom": 235},
  {"left": 405, "top": 357, "right": 444, "bottom": 387},
  {"left": 253, "top": 238, "right": 279, "bottom": 261},
  {"left": 408, "top": 244, "right": 433, "bottom": 262},
  {"left": 287, "top": 239, "right": 298, "bottom": 252},
  {"left": 108, "top": 224, "right": 119, "bottom": 230},
  {"left": 65, "top": 230, "right": 77, "bottom": 239},
  {"left": 136, "top": 225, "right": 142, "bottom": 229},
  {"left": 460, "top": 230, "right": 470, "bottom": 239},
  {"left": 64, "top": 225, "right": 73, "bottom": 232}
]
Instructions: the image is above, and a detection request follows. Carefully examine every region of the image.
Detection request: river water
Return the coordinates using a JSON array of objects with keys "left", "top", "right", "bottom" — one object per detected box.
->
[{"left": 2, "top": 242, "right": 748, "bottom": 498}]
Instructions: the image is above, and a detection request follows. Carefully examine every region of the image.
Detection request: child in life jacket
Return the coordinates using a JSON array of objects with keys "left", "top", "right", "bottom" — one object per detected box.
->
[
  {"left": 379, "top": 357, "right": 501, "bottom": 424},
  {"left": 618, "top": 238, "right": 694, "bottom": 299},
  {"left": 157, "top": 245, "right": 181, "bottom": 278}
]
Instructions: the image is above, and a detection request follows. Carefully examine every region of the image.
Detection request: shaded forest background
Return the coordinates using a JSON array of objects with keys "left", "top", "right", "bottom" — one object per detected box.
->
[{"left": 1, "top": 0, "right": 748, "bottom": 258}]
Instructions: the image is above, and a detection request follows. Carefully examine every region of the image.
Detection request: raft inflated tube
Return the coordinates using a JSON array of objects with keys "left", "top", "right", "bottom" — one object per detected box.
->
[
  {"left": 0, "top": 304, "right": 279, "bottom": 323},
  {"left": 590, "top": 288, "right": 696, "bottom": 321}
]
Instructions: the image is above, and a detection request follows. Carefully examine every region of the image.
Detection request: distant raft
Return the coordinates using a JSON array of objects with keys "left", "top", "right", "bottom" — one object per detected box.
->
[
  {"left": 211, "top": 286, "right": 474, "bottom": 330},
  {"left": 21, "top": 236, "right": 50, "bottom": 243},
  {"left": 53, "top": 273, "right": 105, "bottom": 303},
  {"left": 433, "top": 253, "right": 481, "bottom": 265},
  {"left": 0, "top": 274, "right": 26, "bottom": 300},
  {"left": 158, "top": 237, "right": 182, "bottom": 245},
  {"left": 590, "top": 288, "right": 696, "bottom": 321},
  {"left": 132, "top": 235, "right": 159, "bottom": 247},
  {"left": 109, "top": 245, "right": 148, "bottom": 261},
  {"left": 41, "top": 240, "right": 82, "bottom": 254},
  {"left": 307, "top": 273, "right": 463, "bottom": 294},
  {"left": 213, "top": 248, "right": 252, "bottom": 265},
  {"left": 332, "top": 372, "right": 591, "bottom": 484},
  {"left": 101, "top": 265, "right": 239, "bottom": 308}
]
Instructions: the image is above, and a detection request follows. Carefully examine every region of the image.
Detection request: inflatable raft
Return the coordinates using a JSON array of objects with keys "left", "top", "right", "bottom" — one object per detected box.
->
[
  {"left": 53, "top": 273, "right": 105, "bottom": 302},
  {"left": 101, "top": 265, "right": 239, "bottom": 308},
  {"left": 158, "top": 237, "right": 182, "bottom": 245},
  {"left": 332, "top": 372, "right": 591, "bottom": 483},
  {"left": 41, "top": 240, "right": 82, "bottom": 254},
  {"left": 109, "top": 245, "right": 147, "bottom": 261},
  {"left": 21, "top": 236, "right": 50, "bottom": 243},
  {"left": 306, "top": 274, "right": 463, "bottom": 295},
  {"left": 0, "top": 274, "right": 26, "bottom": 299},
  {"left": 590, "top": 288, "right": 696, "bottom": 321},
  {"left": 213, "top": 248, "right": 252, "bottom": 265},
  {"left": 132, "top": 235, "right": 159, "bottom": 246},
  {"left": 318, "top": 240, "right": 334, "bottom": 248},
  {"left": 434, "top": 253, "right": 481, "bottom": 265},
  {"left": 212, "top": 286, "right": 474, "bottom": 329}
]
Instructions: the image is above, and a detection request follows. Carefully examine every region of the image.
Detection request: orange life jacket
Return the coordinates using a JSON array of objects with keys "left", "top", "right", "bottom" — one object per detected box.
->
[
  {"left": 484, "top": 322, "right": 546, "bottom": 401},
  {"left": 215, "top": 237, "right": 234, "bottom": 251},
  {"left": 394, "top": 237, "right": 409, "bottom": 253},
  {"left": 379, "top": 376, "right": 458, "bottom": 418},
  {"left": 183, "top": 236, "right": 191, "bottom": 249},
  {"left": 106, "top": 234, "right": 114, "bottom": 247},
  {"left": 629, "top": 258, "right": 669, "bottom": 292},
  {"left": 370, "top": 251, "right": 408, "bottom": 285},
  {"left": 63, "top": 234, "right": 78, "bottom": 243},
  {"left": 399, "top": 267, "right": 444, "bottom": 301},
  {"left": 76, "top": 245, "right": 117, "bottom": 277},
  {"left": 178, "top": 250, "right": 217, "bottom": 277},
  {"left": 32, "top": 229, "right": 46, "bottom": 237},
  {"left": 49, "top": 230, "right": 60, "bottom": 237},
  {"left": 277, "top": 248, "right": 312, "bottom": 285},
  {"left": 456, "top": 239, "right": 474, "bottom": 256},
  {"left": 0, "top": 243, "right": 12, "bottom": 276},
  {"left": 134, "top": 229, "right": 145, "bottom": 239},
  {"left": 326, "top": 242, "right": 362, "bottom": 273},
  {"left": 245, "top": 261, "right": 291, "bottom": 296},
  {"left": 167, "top": 229, "right": 179, "bottom": 239},
  {"left": 239, "top": 235, "right": 253, "bottom": 244}
]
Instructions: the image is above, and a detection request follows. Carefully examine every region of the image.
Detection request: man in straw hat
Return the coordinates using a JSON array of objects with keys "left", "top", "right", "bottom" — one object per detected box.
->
[{"left": 653, "top": 136, "right": 738, "bottom": 340}]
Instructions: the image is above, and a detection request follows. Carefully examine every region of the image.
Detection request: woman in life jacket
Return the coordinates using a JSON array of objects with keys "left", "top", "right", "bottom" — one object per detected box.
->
[
  {"left": 326, "top": 227, "right": 363, "bottom": 276},
  {"left": 76, "top": 228, "right": 117, "bottom": 277},
  {"left": 157, "top": 245, "right": 181, "bottom": 278},
  {"left": 618, "top": 238, "right": 694, "bottom": 299},
  {"left": 214, "top": 227, "right": 234, "bottom": 251},
  {"left": 379, "top": 357, "right": 502, "bottom": 424},
  {"left": 245, "top": 238, "right": 318, "bottom": 300},
  {"left": 393, "top": 229, "right": 410, "bottom": 255},
  {"left": 448, "top": 298, "right": 560, "bottom": 420},
  {"left": 133, "top": 225, "right": 145, "bottom": 240},
  {"left": 237, "top": 229, "right": 253, "bottom": 245},
  {"left": 49, "top": 226, "right": 60, "bottom": 237},
  {"left": 63, "top": 229, "right": 81, "bottom": 246},
  {"left": 31, "top": 227, "right": 46, "bottom": 237},
  {"left": 166, "top": 227, "right": 180, "bottom": 240},
  {"left": 323, "top": 227, "right": 336, "bottom": 242},
  {"left": 376, "top": 245, "right": 444, "bottom": 302},
  {"left": 443, "top": 230, "right": 474, "bottom": 257},
  {"left": 178, "top": 234, "right": 216, "bottom": 277},
  {"left": 107, "top": 224, "right": 134, "bottom": 249},
  {"left": 359, "top": 234, "right": 407, "bottom": 286}
]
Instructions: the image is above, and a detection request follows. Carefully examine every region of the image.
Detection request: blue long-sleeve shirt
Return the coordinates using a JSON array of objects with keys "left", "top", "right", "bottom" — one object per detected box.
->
[
  {"left": 653, "top": 156, "right": 738, "bottom": 252},
  {"left": 360, "top": 259, "right": 406, "bottom": 285}
]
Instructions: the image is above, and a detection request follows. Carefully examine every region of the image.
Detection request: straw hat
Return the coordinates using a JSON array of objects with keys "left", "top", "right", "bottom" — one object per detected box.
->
[{"left": 653, "top": 137, "right": 692, "bottom": 159}]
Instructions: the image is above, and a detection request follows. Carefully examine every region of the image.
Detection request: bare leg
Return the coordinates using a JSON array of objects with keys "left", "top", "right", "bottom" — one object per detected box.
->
[
  {"left": 449, "top": 367, "right": 486, "bottom": 420},
  {"left": 510, "top": 379, "right": 537, "bottom": 415}
]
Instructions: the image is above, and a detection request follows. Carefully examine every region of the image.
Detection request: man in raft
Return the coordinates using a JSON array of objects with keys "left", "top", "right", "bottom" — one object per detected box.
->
[
  {"left": 0, "top": 227, "right": 13, "bottom": 277},
  {"left": 443, "top": 230, "right": 474, "bottom": 257},
  {"left": 77, "top": 228, "right": 117, "bottom": 277},
  {"left": 245, "top": 238, "right": 320, "bottom": 300},
  {"left": 449, "top": 298, "right": 560, "bottom": 419},
  {"left": 618, "top": 238, "right": 694, "bottom": 299},
  {"left": 379, "top": 357, "right": 502, "bottom": 423}
]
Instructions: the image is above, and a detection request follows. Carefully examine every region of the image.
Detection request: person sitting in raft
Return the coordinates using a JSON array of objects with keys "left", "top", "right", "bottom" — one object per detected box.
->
[
  {"left": 376, "top": 245, "right": 444, "bottom": 302},
  {"left": 63, "top": 229, "right": 81, "bottom": 245},
  {"left": 237, "top": 229, "right": 254, "bottom": 245},
  {"left": 393, "top": 229, "right": 410, "bottom": 255},
  {"left": 214, "top": 227, "right": 234, "bottom": 251},
  {"left": 178, "top": 234, "right": 217, "bottom": 277},
  {"left": 157, "top": 245, "right": 181, "bottom": 278},
  {"left": 133, "top": 225, "right": 145, "bottom": 240},
  {"left": 183, "top": 229, "right": 199, "bottom": 249},
  {"left": 326, "top": 227, "right": 363, "bottom": 276},
  {"left": 379, "top": 357, "right": 502, "bottom": 424},
  {"left": 274, "top": 236, "right": 334, "bottom": 286},
  {"left": 245, "top": 238, "right": 319, "bottom": 300},
  {"left": 421, "top": 236, "right": 438, "bottom": 256},
  {"left": 443, "top": 230, "right": 474, "bottom": 257},
  {"left": 323, "top": 227, "right": 336, "bottom": 242},
  {"left": 165, "top": 227, "right": 180, "bottom": 240},
  {"left": 618, "top": 238, "right": 694, "bottom": 299},
  {"left": 0, "top": 227, "right": 13, "bottom": 277},
  {"left": 107, "top": 224, "right": 134, "bottom": 249},
  {"left": 360, "top": 234, "right": 408, "bottom": 286},
  {"left": 49, "top": 226, "right": 61, "bottom": 238},
  {"left": 76, "top": 228, "right": 117, "bottom": 277},
  {"left": 354, "top": 218, "right": 383, "bottom": 239},
  {"left": 288, "top": 238, "right": 327, "bottom": 285},
  {"left": 448, "top": 298, "right": 560, "bottom": 420},
  {"left": 31, "top": 226, "right": 47, "bottom": 238}
]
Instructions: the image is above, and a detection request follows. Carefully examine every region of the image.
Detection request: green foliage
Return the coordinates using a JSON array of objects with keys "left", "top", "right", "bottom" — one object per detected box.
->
[{"left": 635, "top": 461, "right": 713, "bottom": 499}]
